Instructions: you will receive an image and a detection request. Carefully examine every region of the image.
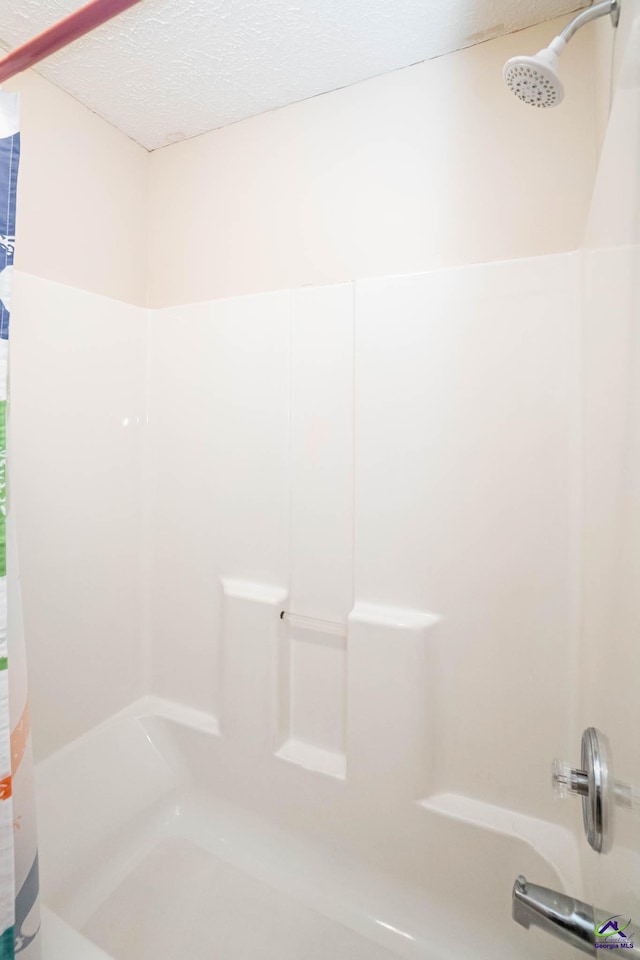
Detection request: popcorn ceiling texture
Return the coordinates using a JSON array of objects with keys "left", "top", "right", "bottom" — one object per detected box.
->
[{"left": 0, "top": 0, "right": 587, "bottom": 150}]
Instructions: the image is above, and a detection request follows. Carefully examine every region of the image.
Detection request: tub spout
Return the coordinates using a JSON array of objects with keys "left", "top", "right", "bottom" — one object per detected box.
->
[{"left": 512, "top": 876, "right": 597, "bottom": 955}]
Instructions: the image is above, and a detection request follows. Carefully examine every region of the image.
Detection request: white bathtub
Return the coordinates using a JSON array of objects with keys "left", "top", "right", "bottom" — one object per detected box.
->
[{"left": 35, "top": 696, "right": 578, "bottom": 960}]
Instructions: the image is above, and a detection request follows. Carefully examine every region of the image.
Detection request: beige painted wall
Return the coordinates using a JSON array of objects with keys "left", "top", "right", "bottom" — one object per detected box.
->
[
  {"left": 1, "top": 15, "right": 604, "bottom": 308},
  {"left": 4, "top": 71, "right": 149, "bottom": 307},
  {"left": 147, "top": 16, "right": 599, "bottom": 307}
]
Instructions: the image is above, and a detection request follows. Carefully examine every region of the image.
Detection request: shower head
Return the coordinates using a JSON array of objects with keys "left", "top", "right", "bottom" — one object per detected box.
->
[
  {"left": 503, "top": 39, "right": 565, "bottom": 109},
  {"left": 503, "top": 0, "right": 620, "bottom": 109}
]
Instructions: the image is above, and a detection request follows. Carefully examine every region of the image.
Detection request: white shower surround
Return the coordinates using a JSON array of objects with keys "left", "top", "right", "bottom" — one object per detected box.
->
[
  {"left": 11, "top": 249, "right": 588, "bottom": 960},
  {"left": 23, "top": 237, "right": 638, "bottom": 960}
]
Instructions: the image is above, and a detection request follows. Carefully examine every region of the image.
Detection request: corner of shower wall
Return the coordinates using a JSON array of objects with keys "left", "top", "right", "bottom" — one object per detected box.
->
[{"left": 10, "top": 274, "right": 149, "bottom": 759}]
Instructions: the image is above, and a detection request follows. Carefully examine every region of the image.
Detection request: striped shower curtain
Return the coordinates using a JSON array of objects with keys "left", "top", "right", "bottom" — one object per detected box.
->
[{"left": 0, "top": 92, "right": 41, "bottom": 959}]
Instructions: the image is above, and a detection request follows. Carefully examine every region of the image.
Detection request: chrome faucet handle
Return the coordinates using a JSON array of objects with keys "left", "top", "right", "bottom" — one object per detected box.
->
[
  {"left": 552, "top": 758, "right": 589, "bottom": 799},
  {"left": 552, "top": 727, "right": 610, "bottom": 852},
  {"left": 552, "top": 727, "right": 640, "bottom": 852}
]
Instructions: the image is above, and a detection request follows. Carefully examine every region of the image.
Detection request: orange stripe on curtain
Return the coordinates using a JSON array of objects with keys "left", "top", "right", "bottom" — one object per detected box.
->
[
  {"left": 0, "top": 775, "right": 11, "bottom": 800},
  {"left": 11, "top": 700, "right": 30, "bottom": 776}
]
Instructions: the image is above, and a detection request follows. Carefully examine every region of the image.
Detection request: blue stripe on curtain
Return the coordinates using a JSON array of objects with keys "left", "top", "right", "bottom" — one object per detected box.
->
[{"left": 0, "top": 131, "right": 19, "bottom": 341}]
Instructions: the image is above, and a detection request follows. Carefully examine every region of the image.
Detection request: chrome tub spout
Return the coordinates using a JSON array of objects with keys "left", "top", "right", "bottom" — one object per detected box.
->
[{"left": 513, "top": 876, "right": 624, "bottom": 956}]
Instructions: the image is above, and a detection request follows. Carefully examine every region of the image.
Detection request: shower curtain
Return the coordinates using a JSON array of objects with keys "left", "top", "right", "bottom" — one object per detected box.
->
[{"left": 0, "top": 92, "right": 40, "bottom": 960}]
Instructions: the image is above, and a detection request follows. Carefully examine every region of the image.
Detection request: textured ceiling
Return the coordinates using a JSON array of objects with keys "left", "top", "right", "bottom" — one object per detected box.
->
[{"left": 0, "top": 0, "right": 588, "bottom": 151}]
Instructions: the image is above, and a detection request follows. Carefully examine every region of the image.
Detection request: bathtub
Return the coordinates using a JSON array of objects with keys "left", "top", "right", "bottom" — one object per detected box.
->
[{"left": 35, "top": 695, "right": 579, "bottom": 960}]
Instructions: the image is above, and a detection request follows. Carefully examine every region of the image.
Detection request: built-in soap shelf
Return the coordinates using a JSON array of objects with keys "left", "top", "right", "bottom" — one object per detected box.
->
[
  {"left": 220, "top": 578, "right": 440, "bottom": 794},
  {"left": 277, "top": 606, "right": 348, "bottom": 780}
]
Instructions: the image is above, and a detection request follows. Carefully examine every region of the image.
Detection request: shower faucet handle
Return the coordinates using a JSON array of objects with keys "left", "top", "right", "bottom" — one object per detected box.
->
[
  {"left": 552, "top": 758, "right": 589, "bottom": 800},
  {"left": 552, "top": 728, "right": 640, "bottom": 852},
  {"left": 552, "top": 728, "right": 610, "bottom": 852}
]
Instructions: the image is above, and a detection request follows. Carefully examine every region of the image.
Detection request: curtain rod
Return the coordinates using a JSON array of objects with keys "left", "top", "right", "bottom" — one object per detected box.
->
[{"left": 0, "top": 0, "right": 145, "bottom": 84}]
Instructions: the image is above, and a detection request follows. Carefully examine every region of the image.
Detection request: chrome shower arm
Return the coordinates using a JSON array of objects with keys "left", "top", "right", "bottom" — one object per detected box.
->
[{"left": 560, "top": 0, "right": 619, "bottom": 45}]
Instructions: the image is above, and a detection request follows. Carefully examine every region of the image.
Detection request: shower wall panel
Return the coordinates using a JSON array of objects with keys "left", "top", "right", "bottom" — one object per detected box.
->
[
  {"left": 147, "top": 252, "right": 581, "bottom": 825},
  {"left": 148, "top": 292, "right": 290, "bottom": 717},
  {"left": 283, "top": 284, "right": 354, "bottom": 774},
  {"left": 10, "top": 273, "right": 148, "bottom": 758},
  {"left": 289, "top": 284, "right": 354, "bottom": 625},
  {"left": 355, "top": 255, "right": 582, "bottom": 822}
]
